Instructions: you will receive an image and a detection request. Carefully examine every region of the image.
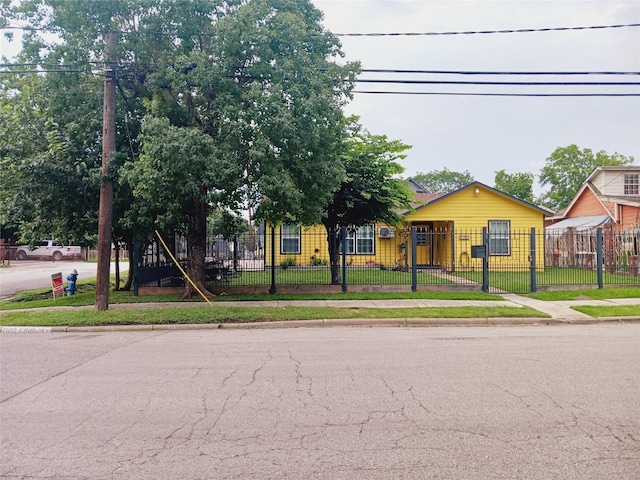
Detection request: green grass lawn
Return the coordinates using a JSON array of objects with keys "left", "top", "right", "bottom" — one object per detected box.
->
[
  {"left": 571, "top": 305, "right": 640, "bottom": 317},
  {"left": 0, "top": 305, "right": 547, "bottom": 327},
  {"left": 0, "top": 277, "right": 546, "bottom": 326},
  {"left": 0, "top": 288, "right": 504, "bottom": 311},
  {"left": 1, "top": 270, "right": 637, "bottom": 327},
  {"left": 451, "top": 268, "right": 640, "bottom": 293},
  {"left": 231, "top": 267, "right": 454, "bottom": 286},
  {"left": 526, "top": 286, "right": 640, "bottom": 301}
]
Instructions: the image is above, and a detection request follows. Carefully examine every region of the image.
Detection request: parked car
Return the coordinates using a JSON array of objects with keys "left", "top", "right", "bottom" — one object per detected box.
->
[{"left": 15, "top": 240, "right": 82, "bottom": 261}]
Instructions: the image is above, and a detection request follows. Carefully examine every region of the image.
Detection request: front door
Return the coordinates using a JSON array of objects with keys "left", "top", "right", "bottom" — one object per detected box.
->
[
  {"left": 412, "top": 221, "right": 452, "bottom": 268},
  {"left": 415, "top": 223, "right": 433, "bottom": 266}
]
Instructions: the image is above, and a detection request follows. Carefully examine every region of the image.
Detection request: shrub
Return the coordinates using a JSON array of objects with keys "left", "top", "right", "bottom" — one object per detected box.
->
[
  {"left": 280, "top": 257, "right": 297, "bottom": 270},
  {"left": 310, "top": 256, "right": 327, "bottom": 266}
]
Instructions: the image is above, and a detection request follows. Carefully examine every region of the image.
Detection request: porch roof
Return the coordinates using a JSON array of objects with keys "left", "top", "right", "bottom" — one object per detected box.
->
[{"left": 546, "top": 214, "right": 611, "bottom": 231}]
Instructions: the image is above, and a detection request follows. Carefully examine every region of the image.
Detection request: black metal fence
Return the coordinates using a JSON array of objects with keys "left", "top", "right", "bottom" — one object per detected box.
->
[{"left": 135, "top": 226, "right": 640, "bottom": 294}]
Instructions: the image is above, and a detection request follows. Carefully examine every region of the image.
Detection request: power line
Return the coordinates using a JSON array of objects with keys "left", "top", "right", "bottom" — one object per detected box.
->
[
  {"left": 3, "top": 62, "right": 639, "bottom": 79},
  {"left": 5, "top": 63, "right": 637, "bottom": 76},
  {"left": 3, "top": 63, "right": 638, "bottom": 95},
  {"left": 361, "top": 69, "right": 640, "bottom": 76},
  {"left": 0, "top": 69, "right": 83, "bottom": 74},
  {"left": 332, "top": 23, "right": 640, "bottom": 37},
  {"left": 352, "top": 91, "right": 640, "bottom": 97},
  {"left": 356, "top": 79, "right": 640, "bottom": 86},
  {"left": 3, "top": 22, "right": 640, "bottom": 37}
]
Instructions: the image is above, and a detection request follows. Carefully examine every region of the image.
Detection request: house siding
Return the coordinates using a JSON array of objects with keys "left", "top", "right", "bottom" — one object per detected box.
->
[
  {"left": 408, "top": 187, "right": 542, "bottom": 226},
  {"left": 570, "top": 189, "right": 609, "bottom": 217},
  {"left": 266, "top": 223, "right": 404, "bottom": 268},
  {"left": 591, "top": 169, "right": 639, "bottom": 197},
  {"left": 606, "top": 172, "right": 626, "bottom": 196},
  {"left": 620, "top": 205, "right": 640, "bottom": 229},
  {"left": 590, "top": 171, "right": 606, "bottom": 192},
  {"left": 267, "top": 184, "right": 547, "bottom": 271},
  {"left": 406, "top": 186, "right": 545, "bottom": 270}
]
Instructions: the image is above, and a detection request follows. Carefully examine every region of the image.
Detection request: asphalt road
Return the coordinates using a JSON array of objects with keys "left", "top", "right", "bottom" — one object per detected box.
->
[
  {"left": 0, "top": 260, "right": 129, "bottom": 300},
  {"left": 1, "top": 325, "right": 638, "bottom": 479}
]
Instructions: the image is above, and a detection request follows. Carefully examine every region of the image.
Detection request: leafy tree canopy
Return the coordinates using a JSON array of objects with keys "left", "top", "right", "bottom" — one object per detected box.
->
[
  {"left": 3, "top": 0, "right": 359, "bottom": 297},
  {"left": 494, "top": 170, "right": 535, "bottom": 204},
  {"left": 323, "top": 121, "right": 414, "bottom": 229},
  {"left": 123, "top": 117, "right": 228, "bottom": 232},
  {"left": 0, "top": 68, "right": 104, "bottom": 245},
  {"left": 321, "top": 119, "right": 414, "bottom": 283},
  {"left": 538, "top": 144, "right": 634, "bottom": 211},
  {"left": 209, "top": 209, "right": 249, "bottom": 239},
  {"left": 210, "top": 0, "right": 358, "bottom": 225},
  {"left": 413, "top": 168, "right": 474, "bottom": 194}
]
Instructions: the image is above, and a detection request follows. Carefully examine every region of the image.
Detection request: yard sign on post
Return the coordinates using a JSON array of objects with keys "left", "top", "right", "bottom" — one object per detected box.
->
[{"left": 51, "top": 272, "right": 64, "bottom": 301}]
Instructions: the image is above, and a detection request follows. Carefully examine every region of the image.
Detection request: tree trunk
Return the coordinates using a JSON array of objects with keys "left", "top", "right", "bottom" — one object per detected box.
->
[
  {"left": 113, "top": 241, "right": 120, "bottom": 290},
  {"left": 122, "top": 239, "right": 133, "bottom": 291},
  {"left": 324, "top": 223, "right": 342, "bottom": 285},
  {"left": 184, "top": 192, "right": 213, "bottom": 299}
]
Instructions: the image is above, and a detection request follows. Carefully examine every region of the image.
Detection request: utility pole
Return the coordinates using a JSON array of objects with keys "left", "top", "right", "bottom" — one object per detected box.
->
[{"left": 95, "top": 31, "right": 116, "bottom": 311}]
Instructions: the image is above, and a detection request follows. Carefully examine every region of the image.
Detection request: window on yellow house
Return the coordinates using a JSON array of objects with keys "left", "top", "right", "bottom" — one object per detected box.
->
[
  {"left": 281, "top": 223, "right": 300, "bottom": 254},
  {"left": 488, "top": 220, "right": 510, "bottom": 255},
  {"left": 340, "top": 224, "right": 375, "bottom": 254}
]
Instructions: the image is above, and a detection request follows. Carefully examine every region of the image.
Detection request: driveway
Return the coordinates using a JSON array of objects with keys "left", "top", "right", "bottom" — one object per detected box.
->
[{"left": 0, "top": 260, "right": 129, "bottom": 300}]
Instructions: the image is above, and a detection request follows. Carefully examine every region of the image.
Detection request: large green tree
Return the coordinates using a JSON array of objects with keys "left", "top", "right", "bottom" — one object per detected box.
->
[
  {"left": 124, "top": 117, "right": 239, "bottom": 297},
  {"left": 2, "top": 0, "right": 163, "bottom": 290},
  {"left": 4, "top": 0, "right": 358, "bottom": 297},
  {"left": 3, "top": 1, "right": 246, "bottom": 295},
  {"left": 538, "top": 145, "right": 635, "bottom": 211},
  {"left": 0, "top": 65, "right": 142, "bottom": 289},
  {"left": 322, "top": 121, "right": 414, "bottom": 284},
  {"left": 132, "top": 0, "right": 357, "bottom": 294},
  {"left": 0, "top": 67, "right": 104, "bottom": 246},
  {"left": 210, "top": 0, "right": 357, "bottom": 226},
  {"left": 494, "top": 170, "right": 535, "bottom": 204},
  {"left": 413, "top": 168, "right": 474, "bottom": 194}
]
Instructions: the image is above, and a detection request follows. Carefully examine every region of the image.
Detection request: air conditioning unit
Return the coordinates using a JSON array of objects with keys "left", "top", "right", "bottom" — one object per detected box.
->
[{"left": 378, "top": 226, "right": 395, "bottom": 239}]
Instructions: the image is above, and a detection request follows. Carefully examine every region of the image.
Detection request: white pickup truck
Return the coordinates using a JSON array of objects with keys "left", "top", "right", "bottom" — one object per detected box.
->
[{"left": 16, "top": 240, "right": 82, "bottom": 261}]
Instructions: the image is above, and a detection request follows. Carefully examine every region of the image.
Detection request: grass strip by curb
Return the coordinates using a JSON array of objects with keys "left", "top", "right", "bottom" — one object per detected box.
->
[
  {"left": 0, "top": 305, "right": 547, "bottom": 327},
  {"left": 0, "top": 290, "right": 504, "bottom": 311},
  {"left": 526, "top": 287, "right": 640, "bottom": 301},
  {"left": 572, "top": 305, "right": 640, "bottom": 317}
]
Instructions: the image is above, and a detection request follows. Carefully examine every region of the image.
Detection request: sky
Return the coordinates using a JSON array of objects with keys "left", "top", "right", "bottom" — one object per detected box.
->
[
  {"left": 1, "top": 0, "right": 638, "bottom": 196},
  {"left": 311, "top": 0, "right": 640, "bottom": 194}
]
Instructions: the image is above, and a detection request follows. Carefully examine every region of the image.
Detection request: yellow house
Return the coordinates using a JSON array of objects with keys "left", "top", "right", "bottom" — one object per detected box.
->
[
  {"left": 266, "top": 181, "right": 550, "bottom": 271},
  {"left": 404, "top": 181, "right": 549, "bottom": 271}
]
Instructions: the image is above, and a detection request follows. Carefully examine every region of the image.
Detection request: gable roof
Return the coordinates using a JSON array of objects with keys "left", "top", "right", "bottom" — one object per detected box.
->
[
  {"left": 405, "top": 181, "right": 551, "bottom": 216},
  {"left": 558, "top": 182, "right": 612, "bottom": 219},
  {"left": 586, "top": 165, "right": 640, "bottom": 184},
  {"left": 406, "top": 177, "right": 431, "bottom": 193},
  {"left": 554, "top": 180, "right": 640, "bottom": 221},
  {"left": 409, "top": 191, "right": 444, "bottom": 210}
]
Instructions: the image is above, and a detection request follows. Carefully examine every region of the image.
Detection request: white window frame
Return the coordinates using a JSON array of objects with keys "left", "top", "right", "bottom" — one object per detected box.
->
[
  {"left": 280, "top": 223, "right": 300, "bottom": 254},
  {"left": 356, "top": 224, "right": 375, "bottom": 254},
  {"left": 488, "top": 220, "right": 510, "bottom": 256},
  {"left": 624, "top": 174, "right": 639, "bottom": 195},
  {"left": 340, "top": 224, "right": 375, "bottom": 254}
]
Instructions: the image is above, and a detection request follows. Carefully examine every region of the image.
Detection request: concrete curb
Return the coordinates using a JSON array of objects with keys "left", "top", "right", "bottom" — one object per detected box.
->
[
  {"left": 564, "top": 316, "right": 640, "bottom": 325},
  {"left": 3, "top": 315, "right": 638, "bottom": 333}
]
